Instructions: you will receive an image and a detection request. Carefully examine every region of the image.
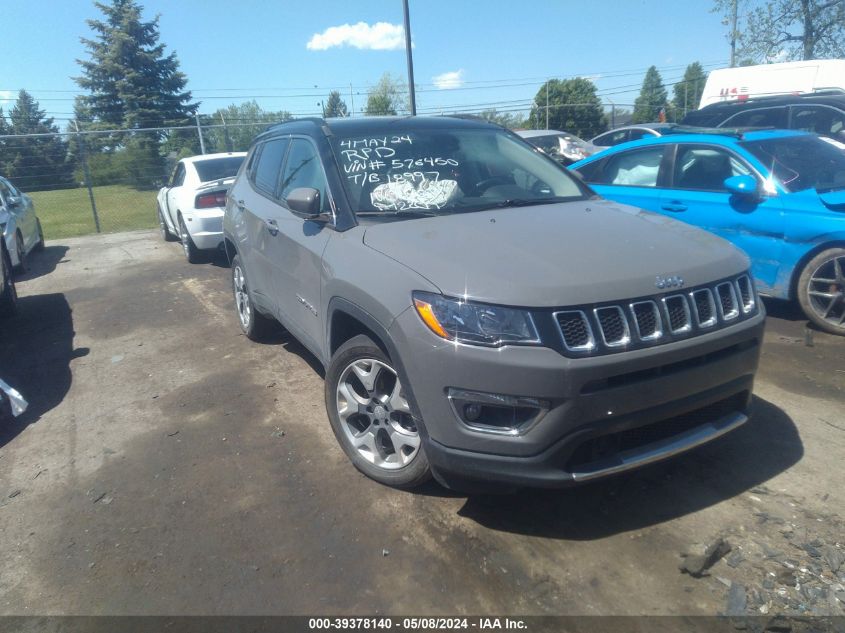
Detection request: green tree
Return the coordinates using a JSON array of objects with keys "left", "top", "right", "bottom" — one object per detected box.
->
[
  {"left": 714, "top": 0, "right": 845, "bottom": 62},
  {"left": 364, "top": 74, "right": 407, "bottom": 116},
  {"left": 203, "top": 101, "right": 293, "bottom": 153},
  {"left": 323, "top": 91, "right": 348, "bottom": 118},
  {"left": 527, "top": 78, "right": 607, "bottom": 138},
  {"left": 672, "top": 62, "right": 708, "bottom": 119},
  {"left": 632, "top": 66, "right": 668, "bottom": 124},
  {"left": 74, "top": 0, "right": 197, "bottom": 188},
  {"left": 0, "top": 90, "right": 74, "bottom": 191}
]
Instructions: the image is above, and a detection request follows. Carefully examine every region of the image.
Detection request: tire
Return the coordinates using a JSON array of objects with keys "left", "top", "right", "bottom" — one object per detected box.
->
[
  {"left": 13, "top": 232, "right": 26, "bottom": 274},
  {"left": 34, "top": 219, "right": 45, "bottom": 252},
  {"left": 231, "top": 254, "right": 275, "bottom": 340},
  {"left": 797, "top": 247, "right": 845, "bottom": 336},
  {"left": 178, "top": 215, "right": 204, "bottom": 264},
  {"left": 158, "top": 205, "right": 177, "bottom": 242},
  {"left": 325, "top": 334, "right": 431, "bottom": 488},
  {"left": 0, "top": 243, "right": 17, "bottom": 317}
]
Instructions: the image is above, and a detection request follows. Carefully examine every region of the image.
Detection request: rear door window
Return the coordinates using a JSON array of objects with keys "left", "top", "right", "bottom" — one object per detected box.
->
[
  {"left": 593, "top": 129, "right": 630, "bottom": 147},
  {"left": 252, "top": 138, "right": 289, "bottom": 196},
  {"left": 602, "top": 146, "right": 666, "bottom": 187},
  {"left": 720, "top": 106, "right": 788, "bottom": 129}
]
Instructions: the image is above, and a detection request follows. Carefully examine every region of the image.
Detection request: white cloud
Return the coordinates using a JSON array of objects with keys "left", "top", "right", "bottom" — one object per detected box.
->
[
  {"left": 307, "top": 22, "right": 405, "bottom": 51},
  {"left": 432, "top": 70, "right": 464, "bottom": 90},
  {"left": 0, "top": 90, "right": 13, "bottom": 107}
]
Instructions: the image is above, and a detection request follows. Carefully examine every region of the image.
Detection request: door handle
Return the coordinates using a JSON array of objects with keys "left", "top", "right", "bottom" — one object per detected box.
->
[
  {"left": 264, "top": 218, "right": 279, "bottom": 236},
  {"left": 661, "top": 202, "right": 688, "bottom": 212}
]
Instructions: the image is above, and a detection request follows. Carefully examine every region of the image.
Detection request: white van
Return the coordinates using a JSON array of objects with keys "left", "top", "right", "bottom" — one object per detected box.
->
[{"left": 699, "top": 60, "right": 845, "bottom": 108}]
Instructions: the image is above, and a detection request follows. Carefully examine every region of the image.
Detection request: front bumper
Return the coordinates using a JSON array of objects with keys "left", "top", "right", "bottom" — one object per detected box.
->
[
  {"left": 389, "top": 306, "right": 765, "bottom": 489},
  {"left": 184, "top": 208, "right": 224, "bottom": 250}
]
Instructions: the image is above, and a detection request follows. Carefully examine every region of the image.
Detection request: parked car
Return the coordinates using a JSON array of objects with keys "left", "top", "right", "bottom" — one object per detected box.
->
[
  {"left": 0, "top": 176, "right": 43, "bottom": 273},
  {"left": 0, "top": 235, "right": 16, "bottom": 317},
  {"left": 157, "top": 152, "right": 247, "bottom": 262},
  {"left": 571, "top": 129, "right": 845, "bottom": 335},
  {"left": 223, "top": 115, "right": 764, "bottom": 492},
  {"left": 682, "top": 92, "right": 845, "bottom": 143},
  {"left": 591, "top": 123, "right": 678, "bottom": 149},
  {"left": 516, "top": 129, "right": 599, "bottom": 165}
]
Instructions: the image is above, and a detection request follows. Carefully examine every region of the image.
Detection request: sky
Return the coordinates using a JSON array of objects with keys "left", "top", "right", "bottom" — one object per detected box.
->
[{"left": 1, "top": 0, "right": 734, "bottom": 126}]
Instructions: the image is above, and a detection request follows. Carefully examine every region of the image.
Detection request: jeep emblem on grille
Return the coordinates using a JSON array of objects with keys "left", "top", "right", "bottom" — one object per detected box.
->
[{"left": 655, "top": 275, "right": 685, "bottom": 289}]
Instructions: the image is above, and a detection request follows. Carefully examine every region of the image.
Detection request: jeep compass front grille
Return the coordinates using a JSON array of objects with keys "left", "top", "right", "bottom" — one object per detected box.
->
[{"left": 554, "top": 274, "right": 758, "bottom": 356}]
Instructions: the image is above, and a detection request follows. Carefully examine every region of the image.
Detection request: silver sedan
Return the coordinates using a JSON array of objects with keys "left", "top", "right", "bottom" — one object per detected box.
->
[{"left": 0, "top": 176, "right": 43, "bottom": 273}]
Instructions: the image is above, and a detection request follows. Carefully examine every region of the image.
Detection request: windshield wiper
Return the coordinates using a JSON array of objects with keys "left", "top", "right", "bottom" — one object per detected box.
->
[
  {"left": 355, "top": 210, "right": 442, "bottom": 217},
  {"left": 464, "top": 197, "right": 569, "bottom": 211}
]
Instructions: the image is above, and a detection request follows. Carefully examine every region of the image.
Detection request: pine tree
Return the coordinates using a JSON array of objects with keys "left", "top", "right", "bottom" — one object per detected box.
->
[
  {"left": 632, "top": 66, "right": 668, "bottom": 124},
  {"left": 672, "top": 63, "right": 707, "bottom": 120},
  {"left": 74, "top": 0, "right": 196, "bottom": 188},
  {"left": 323, "top": 91, "right": 349, "bottom": 118},
  {"left": 0, "top": 91, "right": 73, "bottom": 191}
]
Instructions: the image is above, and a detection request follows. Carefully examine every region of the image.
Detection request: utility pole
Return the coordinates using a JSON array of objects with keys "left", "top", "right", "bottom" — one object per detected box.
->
[
  {"left": 73, "top": 120, "right": 101, "bottom": 234},
  {"left": 195, "top": 113, "right": 206, "bottom": 154},
  {"left": 402, "top": 0, "right": 417, "bottom": 115},
  {"left": 350, "top": 83, "right": 355, "bottom": 117},
  {"left": 730, "top": 0, "right": 738, "bottom": 67},
  {"left": 545, "top": 81, "right": 550, "bottom": 129}
]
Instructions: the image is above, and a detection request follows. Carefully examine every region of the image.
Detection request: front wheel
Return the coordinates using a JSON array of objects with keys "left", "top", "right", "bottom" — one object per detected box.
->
[
  {"left": 797, "top": 247, "right": 845, "bottom": 336},
  {"left": 34, "top": 219, "right": 45, "bottom": 252},
  {"left": 13, "top": 232, "right": 26, "bottom": 274},
  {"left": 325, "top": 335, "right": 431, "bottom": 488},
  {"left": 158, "top": 206, "right": 177, "bottom": 242},
  {"left": 0, "top": 244, "right": 17, "bottom": 317}
]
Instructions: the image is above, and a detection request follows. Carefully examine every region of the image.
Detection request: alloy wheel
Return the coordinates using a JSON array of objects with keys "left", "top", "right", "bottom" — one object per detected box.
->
[
  {"left": 335, "top": 359, "right": 420, "bottom": 470},
  {"left": 233, "top": 265, "right": 251, "bottom": 328},
  {"left": 807, "top": 254, "right": 845, "bottom": 328}
]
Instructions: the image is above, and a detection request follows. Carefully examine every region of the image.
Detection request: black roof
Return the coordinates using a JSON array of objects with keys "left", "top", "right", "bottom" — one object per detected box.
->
[
  {"left": 255, "top": 115, "right": 498, "bottom": 144},
  {"left": 683, "top": 91, "right": 845, "bottom": 126}
]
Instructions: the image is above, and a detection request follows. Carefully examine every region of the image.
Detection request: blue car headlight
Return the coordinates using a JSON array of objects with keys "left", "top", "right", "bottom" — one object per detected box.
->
[{"left": 412, "top": 291, "right": 540, "bottom": 347}]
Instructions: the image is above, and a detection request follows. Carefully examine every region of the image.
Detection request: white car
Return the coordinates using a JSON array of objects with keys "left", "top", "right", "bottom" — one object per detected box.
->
[
  {"left": 516, "top": 129, "right": 600, "bottom": 165},
  {"left": 0, "top": 176, "right": 43, "bottom": 273},
  {"left": 157, "top": 152, "right": 247, "bottom": 262}
]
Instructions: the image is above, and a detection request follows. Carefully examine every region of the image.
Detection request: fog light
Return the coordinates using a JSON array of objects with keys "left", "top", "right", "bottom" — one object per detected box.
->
[
  {"left": 447, "top": 388, "right": 550, "bottom": 436},
  {"left": 464, "top": 403, "right": 483, "bottom": 422}
]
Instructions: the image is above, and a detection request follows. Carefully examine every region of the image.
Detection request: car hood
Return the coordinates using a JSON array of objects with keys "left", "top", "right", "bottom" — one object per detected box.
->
[{"left": 362, "top": 199, "right": 749, "bottom": 307}]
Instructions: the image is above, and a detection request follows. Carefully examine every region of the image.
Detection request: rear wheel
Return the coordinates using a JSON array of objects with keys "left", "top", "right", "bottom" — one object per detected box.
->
[
  {"left": 231, "top": 254, "right": 274, "bottom": 340},
  {"left": 178, "top": 215, "right": 204, "bottom": 264},
  {"left": 0, "top": 243, "right": 17, "bottom": 317},
  {"left": 797, "top": 247, "right": 845, "bottom": 336},
  {"left": 325, "top": 334, "right": 431, "bottom": 488}
]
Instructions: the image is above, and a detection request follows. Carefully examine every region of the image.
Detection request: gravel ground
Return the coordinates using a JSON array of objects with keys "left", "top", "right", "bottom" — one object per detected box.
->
[{"left": 0, "top": 230, "right": 843, "bottom": 617}]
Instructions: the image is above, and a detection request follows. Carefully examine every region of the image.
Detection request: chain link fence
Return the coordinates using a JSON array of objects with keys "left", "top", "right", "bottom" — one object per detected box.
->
[{"left": 0, "top": 120, "right": 279, "bottom": 240}]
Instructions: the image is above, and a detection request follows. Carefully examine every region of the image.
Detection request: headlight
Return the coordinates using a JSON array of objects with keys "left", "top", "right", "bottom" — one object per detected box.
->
[{"left": 412, "top": 292, "right": 540, "bottom": 347}]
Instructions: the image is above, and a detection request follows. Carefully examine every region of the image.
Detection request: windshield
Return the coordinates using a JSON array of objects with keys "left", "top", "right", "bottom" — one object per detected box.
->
[
  {"left": 330, "top": 126, "right": 589, "bottom": 216},
  {"left": 194, "top": 156, "right": 245, "bottom": 183},
  {"left": 740, "top": 135, "right": 845, "bottom": 193}
]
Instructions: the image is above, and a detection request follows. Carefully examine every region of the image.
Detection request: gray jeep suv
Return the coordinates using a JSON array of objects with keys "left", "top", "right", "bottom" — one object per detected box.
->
[{"left": 223, "top": 116, "right": 765, "bottom": 491}]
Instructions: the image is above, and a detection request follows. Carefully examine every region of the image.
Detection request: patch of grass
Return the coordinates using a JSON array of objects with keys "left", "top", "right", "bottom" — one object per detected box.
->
[{"left": 29, "top": 185, "right": 158, "bottom": 240}]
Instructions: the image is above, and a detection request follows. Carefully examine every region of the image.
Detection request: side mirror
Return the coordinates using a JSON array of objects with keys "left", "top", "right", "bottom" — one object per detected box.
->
[
  {"left": 724, "top": 175, "right": 759, "bottom": 198},
  {"left": 286, "top": 187, "right": 329, "bottom": 221},
  {"left": 6, "top": 196, "right": 21, "bottom": 209}
]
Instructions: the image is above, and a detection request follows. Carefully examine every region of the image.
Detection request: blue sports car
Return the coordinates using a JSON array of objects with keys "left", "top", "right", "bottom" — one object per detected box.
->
[{"left": 571, "top": 130, "right": 845, "bottom": 335}]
